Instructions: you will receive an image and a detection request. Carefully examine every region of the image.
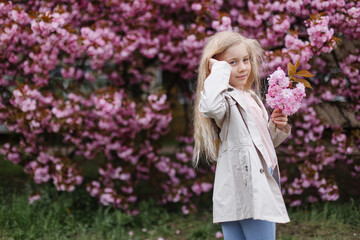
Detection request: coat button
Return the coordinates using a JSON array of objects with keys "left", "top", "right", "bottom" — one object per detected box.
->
[
  {"left": 245, "top": 166, "right": 248, "bottom": 172},
  {"left": 260, "top": 168, "right": 264, "bottom": 174}
]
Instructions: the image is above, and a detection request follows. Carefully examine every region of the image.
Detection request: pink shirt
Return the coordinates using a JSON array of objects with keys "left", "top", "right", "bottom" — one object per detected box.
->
[{"left": 241, "top": 90, "right": 277, "bottom": 169}]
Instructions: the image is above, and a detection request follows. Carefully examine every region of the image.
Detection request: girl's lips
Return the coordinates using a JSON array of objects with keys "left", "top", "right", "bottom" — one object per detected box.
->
[{"left": 237, "top": 75, "right": 247, "bottom": 79}]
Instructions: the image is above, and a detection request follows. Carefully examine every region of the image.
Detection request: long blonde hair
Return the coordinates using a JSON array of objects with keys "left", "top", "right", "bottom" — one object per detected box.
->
[{"left": 193, "top": 31, "right": 264, "bottom": 167}]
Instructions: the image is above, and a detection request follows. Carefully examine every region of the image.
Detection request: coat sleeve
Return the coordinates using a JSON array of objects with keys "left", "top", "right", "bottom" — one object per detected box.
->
[
  {"left": 199, "top": 61, "right": 231, "bottom": 123},
  {"left": 267, "top": 120, "right": 291, "bottom": 148}
]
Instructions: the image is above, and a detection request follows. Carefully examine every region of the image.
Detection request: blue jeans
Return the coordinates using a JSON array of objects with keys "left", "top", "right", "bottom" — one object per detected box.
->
[
  {"left": 221, "top": 167, "right": 276, "bottom": 240},
  {"left": 221, "top": 218, "right": 276, "bottom": 240}
]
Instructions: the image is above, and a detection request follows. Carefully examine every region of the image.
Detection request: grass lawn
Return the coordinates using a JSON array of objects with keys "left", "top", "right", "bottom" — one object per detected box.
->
[{"left": 1, "top": 157, "right": 359, "bottom": 240}]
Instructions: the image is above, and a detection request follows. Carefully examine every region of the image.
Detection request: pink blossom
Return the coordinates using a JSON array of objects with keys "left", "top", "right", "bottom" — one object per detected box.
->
[
  {"left": 121, "top": 186, "right": 133, "bottom": 194},
  {"left": 191, "top": 3, "right": 202, "bottom": 11},
  {"left": 215, "top": 231, "right": 223, "bottom": 238},
  {"left": 28, "top": 194, "right": 41, "bottom": 204},
  {"left": 307, "top": 16, "right": 335, "bottom": 52},
  {"left": 289, "top": 199, "right": 302, "bottom": 207},
  {"left": 191, "top": 183, "right": 201, "bottom": 195},
  {"left": 200, "top": 182, "right": 213, "bottom": 192},
  {"left": 119, "top": 173, "right": 131, "bottom": 181},
  {"left": 181, "top": 205, "right": 189, "bottom": 215},
  {"left": 272, "top": 15, "right": 290, "bottom": 33},
  {"left": 7, "top": 152, "right": 21, "bottom": 164},
  {"left": 307, "top": 195, "right": 319, "bottom": 203},
  {"left": 268, "top": 68, "right": 290, "bottom": 88},
  {"left": 128, "top": 196, "right": 137, "bottom": 203},
  {"left": 348, "top": 7, "right": 360, "bottom": 19},
  {"left": 176, "top": 152, "right": 188, "bottom": 162},
  {"left": 21, "top": 98, "right": 37, "bottom": 112},
  {"left": 34, "top": 166, "right": 51, "bottom": 184},
  {"left": 100, "top": 193, "right": 114, "bottom": 206},
  {"left": 212, "top": 16, "right": 232, "bottom": 31}
]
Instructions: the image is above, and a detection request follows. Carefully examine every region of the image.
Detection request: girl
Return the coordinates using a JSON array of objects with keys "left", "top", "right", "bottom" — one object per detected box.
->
[{"left": 193, "top": 31, "right": 291, "bottom": 240}]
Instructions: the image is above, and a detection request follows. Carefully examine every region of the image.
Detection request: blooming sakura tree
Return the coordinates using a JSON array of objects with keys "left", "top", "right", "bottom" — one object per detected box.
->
[{"left": 0, "top": 0, "right": 359, "bottom": 212}]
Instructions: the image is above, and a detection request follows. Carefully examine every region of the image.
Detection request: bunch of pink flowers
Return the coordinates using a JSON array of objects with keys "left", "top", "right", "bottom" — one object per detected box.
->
[{"left": 266, "top": 67, "right": 306, "bottom": 116}]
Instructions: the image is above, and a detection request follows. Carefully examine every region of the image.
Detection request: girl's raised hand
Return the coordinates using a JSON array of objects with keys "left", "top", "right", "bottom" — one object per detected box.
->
[
  {"left": 208, "top": 58, "right": 218, "bottom": 72},
  {"left": 271, "top": 109, "right": 288, "bottom": 131}
]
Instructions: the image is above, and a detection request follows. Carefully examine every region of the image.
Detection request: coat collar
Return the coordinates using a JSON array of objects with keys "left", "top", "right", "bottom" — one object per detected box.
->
[
  {"left": 226, "top": 86, "right": 249, "bottom": 111},
  {"left": 226, "top": 86, "right": 250, "bottom": 134},
  {"left": 226, "top": 85, "right": 269, "bottom": 123}
]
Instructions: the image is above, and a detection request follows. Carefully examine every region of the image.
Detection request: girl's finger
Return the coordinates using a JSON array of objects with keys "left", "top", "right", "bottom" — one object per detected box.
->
[
  {"left": 274, "top": 120, "right": 287, "bottom": 124},
  {"left": 272, "top": 113, "right": 288, "bottom": 119},
  {"left": 273, "top": 120, "right": 285, "bottom": 124},
  {"left": 272, "top": 111, "right": 287, "bottom": 117},
  {"left": 272, "top": 116, "right": 288, "bottom": 124},
  {"left": 275, "top": 116, "right": 288, "bottom": 121}
]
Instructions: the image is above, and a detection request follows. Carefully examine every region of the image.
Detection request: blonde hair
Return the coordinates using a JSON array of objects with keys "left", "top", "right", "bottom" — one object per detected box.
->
[{"left": 193, "top": 31, "right": 264, "bottom": 167}]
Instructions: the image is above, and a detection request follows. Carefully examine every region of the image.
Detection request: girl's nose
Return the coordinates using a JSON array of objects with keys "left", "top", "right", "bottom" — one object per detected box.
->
[{"left": 237, "top": 62, "right": 245, "bottom": 72}]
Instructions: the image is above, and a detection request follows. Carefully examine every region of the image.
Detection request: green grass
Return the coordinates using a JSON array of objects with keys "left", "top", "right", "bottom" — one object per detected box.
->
[
  {"left": 0, "top": 187, "right": 222, "bottom": 240},
  {"left": 1, "top": 186, "right": 359, "bottom": 240},
  {"left": 277, "top": 200, "right": 360, "bottom": 240},
  {"left": 0, "top": 158, "right": 360, "bottom": 239}
]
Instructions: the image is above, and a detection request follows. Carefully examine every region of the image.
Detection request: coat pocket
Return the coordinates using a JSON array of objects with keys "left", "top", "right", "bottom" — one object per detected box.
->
[{"left": 231, "top": 146, "right": 251, "bottom": 190}]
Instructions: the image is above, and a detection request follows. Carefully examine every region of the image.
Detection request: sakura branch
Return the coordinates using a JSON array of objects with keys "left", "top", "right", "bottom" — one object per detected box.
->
[{"left": 266, "top": 59, "right": 314, "bottom": 116}]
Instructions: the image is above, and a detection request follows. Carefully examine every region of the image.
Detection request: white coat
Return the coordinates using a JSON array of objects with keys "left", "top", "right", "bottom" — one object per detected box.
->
[{"left": 199, "top": 61, "right": 291, "bottom": 224}]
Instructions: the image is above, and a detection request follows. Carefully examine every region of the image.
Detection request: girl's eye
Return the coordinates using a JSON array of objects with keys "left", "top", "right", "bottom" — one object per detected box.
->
[
  {"left": 229, "top": 61, "right": 237, "bottom": 65},
  {"left": 243, "top": 58, "right": 249, "bottom": 62}
]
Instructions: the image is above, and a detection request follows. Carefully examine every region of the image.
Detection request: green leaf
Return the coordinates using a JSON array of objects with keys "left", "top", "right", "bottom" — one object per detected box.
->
[
  {"left": 294, "top": 78, "right": 313, "bottom": 89},
  {"left": 295, "top": 70, "right": 315, "bottom": 78}
]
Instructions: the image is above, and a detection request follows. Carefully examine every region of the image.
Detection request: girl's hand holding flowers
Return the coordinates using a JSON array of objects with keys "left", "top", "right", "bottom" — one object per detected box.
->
[{"left": 271, "top": 109, "right": 288, "bottom": 132}]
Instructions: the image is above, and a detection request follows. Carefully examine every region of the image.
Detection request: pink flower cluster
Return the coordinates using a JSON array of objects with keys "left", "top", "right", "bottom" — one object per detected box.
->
[
  {"left": 211, "top": 16, "right": 233, "bottom": 32},
  {"left": 266, "top": 68, "right": 306, "bottom": 115},
  {"left": 1, "top": 83, "right": 173, "bottom": 211},
  {"left": 306, "top": 15, "right": 336, "bottom": 53}
]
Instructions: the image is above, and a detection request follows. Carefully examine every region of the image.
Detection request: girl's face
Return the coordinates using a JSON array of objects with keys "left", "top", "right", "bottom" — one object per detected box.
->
[{"left": 217, "top": 42, "right": 251, "bottom": 90}]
